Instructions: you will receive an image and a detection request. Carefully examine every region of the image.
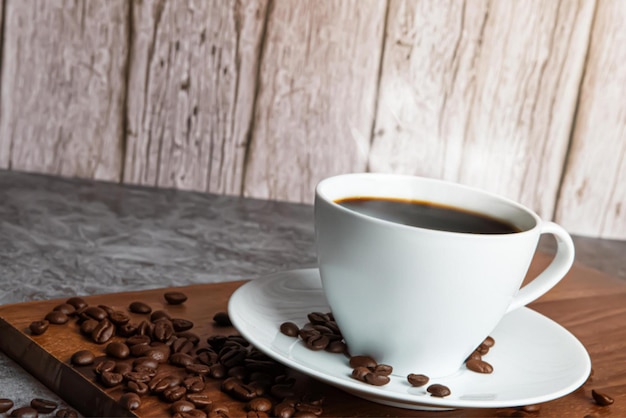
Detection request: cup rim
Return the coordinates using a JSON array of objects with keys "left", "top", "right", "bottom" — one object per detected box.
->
[{"left": 315, "top": 173, "right": 541, "bottom": 237}]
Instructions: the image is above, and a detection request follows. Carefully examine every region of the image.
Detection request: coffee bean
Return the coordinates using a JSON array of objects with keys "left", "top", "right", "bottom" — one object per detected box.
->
[
  {"left": 466, "top": 350, "right": 482, "bottom": 362},
  {"left": 270, "top": 383, "right": 296, "bottom": 399},
  {"left": 164, "top": 385, "right": 188, "bottom": 402},
  {"left": 124, "top": 371, "right": 152, "bottom": 383},
  {"left": 177, "top": 331, "right": 200, "bottom": 345},
  {"left": 519, "top": 404, "right": 541, "bottom": 412},
  {"left": 186, "top": 363, "right": 211, "bottom": 375},
  {"left": 592, "top": 389, "right": 614, "bottom": 406},
  {"left": 325, "top": 340, "right": 347, "bottom": 354},
  {"left": 150, "top": 310, "right": 171, "bottom": 322},
  {"left": 127, "top": 334, "right": 151, "bottom": 346},
  {"left": 100, "top": 371, "right": 124, "bottom": 387},
  {"left": 373, "top": 364, "right": 393, "bottom": 376},
  {"left": 170, "top": 352, "right": 195, "bottom": 367},
  {"left": 164, "top": 291, "right": 188, "bottom": 305},
  {"left": 364, "top": 372, "right": 390, "bottom": 386},
  {"left": 53, "top": 303, "right": 76, "bottom": 316},
  {"left": 307, "top": 312, "right": 330, "bottom": 325},
  {"left": 172, "top": 337, "right": 195, "bottom": 354},
  {"left": 9, "top": 406, "right": 38, "bottom": 418},
  {"left": 295, "top": 402, "right": 323, "bottom": 416},
  {"left": 279, "top": 322, "right": 299, "bottom": 337},
  {"left": 219, "top": 347, "right": 247, "bottom": 368},
  {"left": 79, "top": 319, "right": 99, "bottom": 335},
  {"left": 172, "top": 318, "right": 194, "bottom": 332},
  {"left": 129, "top": 301, "right": 152, "bottom": 314},
  {"left": 427, "top": 383, "right": 451, "bottom": 397},
  {"left": 213, "top": 312, "right": 232, "bottom": 327},
  {"left": 83, "top": 306, "right": 108, "bottom": 321},
  {"left": 70, "top": 349, "right": 95, "bottom": 366},
  {"left": 246, "top": 397, "right": 272, "bottom": 412},
  {"left": 0, "top": 399, "right": 14, "bottom": 413},
  {"left": 186, "top": 393, "right": 212, "bottom": 409},
  {"left": 66, "top": 297, "right": 87, "bottom": 310},
  {"left": 150, "top": 373, "right": 182, "bottom": 393},
  {"left": 184, "top": 376, "right": 206, "bottom": 393},
  {"left": 130, "top": 343, "right": 152, "bottom": 357},
  {"left": 482, "top": 336, "right": 495, "bottom": 347},
  {"left": 108, "top": 311, "right": 131, "bottom": 326},
  {"left": 92, "top": 319, "right": 115, "bottom": 344},
  {"left": 127, "top": 380, "right": 150, "bottom": 395},
  {"left": 476, "top": 343, "right": 490, "bottom": 355},
  {"left": 171, "top": 400, "right": 195, "bottom": 414},
  {"left": 153, "top": 320, "right": 175, "bottom": 342},
  {"left": 105, "top": 341, "right": 130, "bottom": 359},
  {"left": 114, "top": 360, "right": 134, "bottom": 374},
  {"left": 407, "top": 373, "right": 429, "bottom": 387},
  {"left": 134, "top": 356, "right": 159, "bottom": 370},
  {"left": 55, "top": 408, "right": 78, "bottom": 418},
  {"left": 137, "top": 320, "right": 154, "bottom": 336},
  {"left": 229, "top": 382, "right": 259, "bottom": 401},
  {"left": 210, "top": 363, "right": 227, "bottom": 379},
  {"left": 349, "top": 355, "right": 377, "bottom": 369},
  {"left": 94, "top": 359, "right": 116, "bottom": 375},
  {"left": 30, "top": 399, "right": 57, "bottom": 414},
  {"left": 98, "top": 305, "right": 116, "bottom": 318},
  {"left": 466, "top": 359, "right": 493, "bottom": 374},
  {"left": 117, "top": 323, "right": 138, "bottom": 337},
  {"left": 119, "top": 393, "right": 141, "bottom": 411},
  {"left": 351, "top": 367, "right": 370, "bottom": 382},
  {"left": 29, "top": 320, "right": 49, "bottom": 335},
  {"left": 305, "top": 334, "right": 329, "bottom": 351}
]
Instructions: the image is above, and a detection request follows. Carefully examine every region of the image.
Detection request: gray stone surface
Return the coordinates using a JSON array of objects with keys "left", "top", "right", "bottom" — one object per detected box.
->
[{"left": 0, "top": 170, "right": 624, "bottom": 410}]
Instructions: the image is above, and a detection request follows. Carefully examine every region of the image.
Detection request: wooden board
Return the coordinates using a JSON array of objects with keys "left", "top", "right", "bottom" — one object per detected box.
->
[{"left": 1, "top": 254, "right": 626, "bottom": 417}]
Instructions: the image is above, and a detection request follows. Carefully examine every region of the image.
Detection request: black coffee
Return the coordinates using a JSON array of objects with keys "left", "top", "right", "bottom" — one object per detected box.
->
[{"left": 335, "top": 197, "right": 520, "bottom": 234}]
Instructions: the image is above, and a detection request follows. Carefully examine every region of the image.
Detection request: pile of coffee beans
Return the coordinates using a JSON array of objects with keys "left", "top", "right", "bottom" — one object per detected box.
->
[
  {"left": 28, "top": 292, "right": 326, "bottom": 417},
  {"left": 0, "top": 397, "right": 77, "bottom": 417}
]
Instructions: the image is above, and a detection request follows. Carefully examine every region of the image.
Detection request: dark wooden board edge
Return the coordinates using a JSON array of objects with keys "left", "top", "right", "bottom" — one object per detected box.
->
[{"left": 0, "top": 317, "right": 135, "bottom": 417}]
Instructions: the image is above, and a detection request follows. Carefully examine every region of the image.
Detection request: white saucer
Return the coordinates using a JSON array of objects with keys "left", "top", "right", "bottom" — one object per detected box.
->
[{"left": 228, "top": 269, "right": 591, "bottom": 410}]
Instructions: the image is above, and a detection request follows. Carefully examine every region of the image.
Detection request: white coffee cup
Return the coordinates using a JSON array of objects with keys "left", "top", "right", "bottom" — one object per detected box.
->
[{"left": 314, "top": 173, "right": 575, "bottom": 377}]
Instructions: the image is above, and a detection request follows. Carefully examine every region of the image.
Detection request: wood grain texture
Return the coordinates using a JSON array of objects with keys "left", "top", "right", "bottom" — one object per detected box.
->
[
  {"left": 242, "top": 0, "right": 387, "bottom": 202},
  {"left": 124, "top": 0, "right": 268, "bottom": 194},
  {"left": 555, "top": 0, "right": 626, "bottom": 239},
  {"left": 370, "top": 0, "right": 595, "bottom": 219},
  {"left": 0, "top": 0, "right": 129, "bottom": 181}
]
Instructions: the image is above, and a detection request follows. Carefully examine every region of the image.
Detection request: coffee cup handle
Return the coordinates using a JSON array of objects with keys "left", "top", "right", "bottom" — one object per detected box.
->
[{"left": 506, "top": 221, "right": 575, "bottom": 314}]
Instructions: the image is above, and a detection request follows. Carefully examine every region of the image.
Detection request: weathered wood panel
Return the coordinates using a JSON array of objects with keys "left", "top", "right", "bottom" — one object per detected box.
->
[
  {"left": 124, "top": 0, "right": 268, "bottom": 194},
  {"left": 0, "top": 0, "right": 128, "bottom": 181},
  {"left": 242, "top": 0, "right": 387, "bottom": 202},
  {"left": 370, "top": 0, "right": 595, "bottom": 219},
  {"left": 555, "top": 0, "right": 626, "bottom": 239}
]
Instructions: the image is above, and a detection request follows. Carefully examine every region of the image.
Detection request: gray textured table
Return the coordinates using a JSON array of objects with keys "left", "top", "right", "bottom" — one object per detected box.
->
[{"left": 0, "top": 170, "right": 624, "bottom": 410}]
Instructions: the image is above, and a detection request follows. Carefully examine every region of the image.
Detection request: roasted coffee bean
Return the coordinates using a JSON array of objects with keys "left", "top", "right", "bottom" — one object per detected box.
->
[
  {"left": 172, "top": 337, "right": 195, "bottom": 354},
  {"left": 153, "top": 319, "right": 175, "bottom": 342},
  {"left": 172, "top": 318, "right": 194, "bottom": 332},
  {"left": 177, "top": 331, "right": 200, "bottom": 345},
  {"left": 137, "top": 320, "right": 154, "bottom": 336},
  {"left": 127, "top": 334, "right": 152, "bottom": 346},
  {"left": 150, "top": 373, "right": 182, "bottom": 393},
  {"left": 466, "top": 359, "right": 493, "bottom": 374},
  {"left": 70, "top": 349, "right": 95, "bottom": 366},
  {"left": 210, "top": 363, "right": 227, "bottom": 379},
  {"left": 592, "top": 389, "right": 614, "bottom": 406},
  {"left": 325, "top": 340, "right": 347, "bottom": 354},
  {"left": 119, "top": 393, "right": 141, "bottom": 411},
  {"left": 305, "top": 334, "right": 329, "bottom": 351},
  {"left": 124, "top": 371, "right": 152, "bottom": 383},
  {"left": 364, "top": 372, "right": 390, "bottom": 386},
  {"left": 351, "top": 367, "right": 370, "bottom": 381},
  {"left": 165, "top": 291, "right": 188, "bottom": 305},
  {"left": 476, "top": 343, "right": 490, "bottom": 355},
  {"left": 273, "top": 401, "right": 295, "bottom": 418},
  {"left": 129, "top": 301, "right": 152, "bottom": 314},
  {"left": 106, "top": 341, "right": 130, "bottom": 359},
  {"left": 53, "top": 303, "right": 76, "bottom": 316},
  {"left": 127, "top": 380, "right": 150, "bottom": 395},
  {"left": 482, "top": 336, "right": 495, "bottom": 347},
  {"left": 79, "top": 319, "right": 99, "bottom": 335},
  {"left": 29, "top": 320, "right": 49, "bottom": 335},
  {"left": 373, "top": 364, "right": 393, "bottom": 376},
  {"left": 297, "top": 328, "right": 319, "bottom": 341},
  {"left": 0, "top": 399, "right": 14, "bottom": 413},
  {"left": 170, "top": 352, "right": 195, "bottom": 367},
  {"left": 466, "top": 350, "right": 482, "bottom": 362},
  {"left": 163, "top": 385, "right": 188, "bottom": 402},
  {"left": 307, "top": 312, "right": 330, "bottom": 325},
  {"left": 98, "top": 304, "right": 116, "bottom": 318},
  {"left": 279, "top": 322, "right": 299, "bottom": 337},
  {"left": 427, "top": 383, "right": 451, "bottom": 397},
  {"left": 270, "top": 383, "right": 296, "bottom": 399},
  {"left": 184, "top": 376, "right": 206, "bottom": 393},
  {"left": 130, "top": 343, "right": 152, "bottom": 357},
  {"left": 219, "top": 348, "right": 247, "bottom": 368},
  {"left": 407, "top": 373, "right": 429, "bottom": 387},
  {"left": 207, "top": 335, "right": 228, "bottom": 351},
  {"left": 92, "top": 319, "right": 115, "bottom": 344},
  {"left": 94, "top": 359, "right": 117, "bottom": 375},
  {"left": 186, "top": 393, "right": 212, "bottom": 409},
  {"left": 151, "top": 310, "right": 172, "bottom": 322},
  {"left": 134, "top": 356, "right": 159, "bottom": 369},
  {"left": 30, "top": 399, "right": 57, "bottom": 414},
  {"left": 100, "top": 371, "right": 124, "bottom": 387},
  {"left": 117, "top": 323, "right": 138, "bottom": 337},
  {"left": 66, "top": 297, "right": 87, "bottom": 310},
  {"left": 213, "top": 312, "right": 232, "bottom": 327},
  {"left": 228, "top": 366, "right": 249, "bottom": 380},
  {"left": 114, "top": 362, "right": 132, "bottom": 375},
  {"left": 171, "top": 400, "right": 195, "bottom": 414},
  {"left": 295, "top": 402, "right": 323, "bottom": 416},
  {"left": 229, "top": 382, "right": 259, "bottom": 401},
  {"left": 186, "top": 363, "right": 211, "bottom": 375},
  {"left": 84, "top": 306, "right": 108, "bottom": 321},
  {"left": 349, "top": 355, "right": 377, "bottom": 369},
  {"left": 9, "top": 406, "right": 38, "bottom": 418},
  {"left": 109, "top": 311, "right": 131, "bottom": 326},
  {"left": 55, "top": 408, "right": 78, "bottom": 418}
]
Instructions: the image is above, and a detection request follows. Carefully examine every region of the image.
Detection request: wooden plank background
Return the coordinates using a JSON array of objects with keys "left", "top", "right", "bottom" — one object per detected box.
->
[{"left": 0, "top": 0, "right": 623, "bottom": 239}]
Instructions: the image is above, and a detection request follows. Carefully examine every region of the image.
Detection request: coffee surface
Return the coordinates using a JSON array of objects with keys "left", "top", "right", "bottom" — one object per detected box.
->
[{"left": 335, "top": 197, "right": 520, "bottom": 234}]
